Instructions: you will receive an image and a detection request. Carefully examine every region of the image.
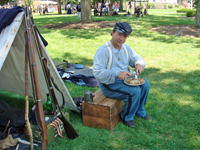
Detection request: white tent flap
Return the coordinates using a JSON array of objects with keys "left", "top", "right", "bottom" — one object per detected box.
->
[
  {"left": 0, "top": 12, "right": 24, "bottom": 71},
  {"left": 0, "top": 11, "right": 79, "bottom": 112}
]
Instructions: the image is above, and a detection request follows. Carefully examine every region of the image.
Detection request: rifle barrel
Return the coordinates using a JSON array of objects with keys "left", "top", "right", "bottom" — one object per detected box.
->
[
  {"left": 29, "top": 7, "right": 78, "bottom": 139},
  {"left": 25, "top": 6, "right": 48, "bottom": 149}
]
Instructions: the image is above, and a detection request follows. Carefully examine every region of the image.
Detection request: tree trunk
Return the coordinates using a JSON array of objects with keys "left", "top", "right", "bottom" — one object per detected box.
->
[
  {"left": 194, "top": 0, "right": 200, "bottom": 28},
  {"left": 81, "top": 0, "right": 92, "bottom": 23},
  {"left": 110, "top": 1, "right": 113, "bottom": 11},
  {"left": 134, "top": 0, "right": 136, "bottom": 16},
  {"left": 57, "top": 0, "right": 62, "bottom": 14},
  {"left": 119, "top": 0, "right": 123, "bottom": 12}
]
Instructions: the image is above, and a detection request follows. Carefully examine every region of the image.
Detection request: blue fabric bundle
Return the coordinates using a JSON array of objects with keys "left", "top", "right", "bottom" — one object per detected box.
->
[
  {"left": 0, "top": 6, "right": 23, "bottom": 34},
  {"left": 0, "top": 6, "right": 48, "bottom": 47}
]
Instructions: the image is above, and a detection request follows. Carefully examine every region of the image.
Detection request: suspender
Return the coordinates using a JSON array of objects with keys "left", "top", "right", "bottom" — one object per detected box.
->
[
  {"left": 105, "top": 43, "right": 112, "bottom": 69},
  {"left": 105, "top": 42, "right": 128, "bottom": 70}
]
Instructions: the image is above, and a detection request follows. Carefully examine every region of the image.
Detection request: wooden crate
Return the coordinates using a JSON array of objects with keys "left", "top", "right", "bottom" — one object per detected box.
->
[{"left": 82, "top": 89, "right": 124, "bottom": 130}]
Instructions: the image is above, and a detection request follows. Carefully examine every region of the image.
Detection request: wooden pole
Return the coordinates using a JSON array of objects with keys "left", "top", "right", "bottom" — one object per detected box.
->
[{"left": 25, "top": 32, "right": 33, "bottom": 150}]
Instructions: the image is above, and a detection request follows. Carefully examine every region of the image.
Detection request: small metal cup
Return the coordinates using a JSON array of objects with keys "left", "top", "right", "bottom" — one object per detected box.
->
[{"left": 84, "top": 91, "right": 95, "bottom": 102}]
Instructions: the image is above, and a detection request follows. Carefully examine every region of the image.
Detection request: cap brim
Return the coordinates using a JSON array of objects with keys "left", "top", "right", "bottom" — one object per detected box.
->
[{"left": 116, "top": 29, "right": 129, "bottom": 37}]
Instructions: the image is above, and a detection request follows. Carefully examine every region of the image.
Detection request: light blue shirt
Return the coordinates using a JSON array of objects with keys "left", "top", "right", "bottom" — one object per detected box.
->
[{"left": 93, "top": 41, "right": 146, "bottom": 84}]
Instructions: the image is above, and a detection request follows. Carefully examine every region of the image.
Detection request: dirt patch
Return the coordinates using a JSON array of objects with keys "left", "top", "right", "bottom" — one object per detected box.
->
[
  {"left": 41, "top": 20, "right": 199, "bottom": 38},
  {"left": 41, "top": 21, "right": 118, "bottom": 30},
  {"left": 150, "top": 16, "right": 198, "bottom": 38},
  {"left": 151, "top": 25, "right": 200, "bottom": 38}
]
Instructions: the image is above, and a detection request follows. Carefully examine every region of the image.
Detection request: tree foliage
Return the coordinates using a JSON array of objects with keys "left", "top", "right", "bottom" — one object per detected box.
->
[
  {"left": 24, "top": 0, "right": 33, "bottom": 6},
  {"left": 0, "top": 0, "right": 9, "bottom": 6},
  {"left": 193, "top": 0, "right": 197, "bottom": 8}
]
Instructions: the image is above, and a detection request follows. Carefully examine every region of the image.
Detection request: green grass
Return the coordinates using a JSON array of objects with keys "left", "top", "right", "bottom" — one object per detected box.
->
[{"left": 1, "top": 10, "right": 200, "bottom": 150}]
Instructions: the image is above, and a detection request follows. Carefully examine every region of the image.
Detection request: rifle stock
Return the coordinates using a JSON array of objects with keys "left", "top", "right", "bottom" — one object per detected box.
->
[
  {"left": 25, "top": 6, "right": 47, "bottom": 149},
  {"left": 29, "top": 9, "right": 78, "bottom": 139},
  {"left": 58, "top": 113, "right": 78, "bottom": 139}
]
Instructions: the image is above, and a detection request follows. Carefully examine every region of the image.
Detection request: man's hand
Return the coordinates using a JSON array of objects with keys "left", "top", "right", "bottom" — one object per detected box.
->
[
  {"left": 135, "top": 64, "right": 144, "bottom": 76},
  {"left": 118, "top": 71, "right": 131, "bottom": 80}
]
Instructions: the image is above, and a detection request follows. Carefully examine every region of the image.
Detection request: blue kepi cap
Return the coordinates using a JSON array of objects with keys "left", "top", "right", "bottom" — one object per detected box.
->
[{"left": 114, "top": 22, "right": 132, "bottom": 37}]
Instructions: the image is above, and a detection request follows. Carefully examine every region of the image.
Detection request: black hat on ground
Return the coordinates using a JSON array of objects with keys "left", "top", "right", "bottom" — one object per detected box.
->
[{"left": 114, "top": 22, "right": 132, "bottom": 37}]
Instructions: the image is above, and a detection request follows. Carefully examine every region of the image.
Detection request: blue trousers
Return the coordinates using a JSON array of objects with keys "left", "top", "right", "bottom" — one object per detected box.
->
[{"left": 100, "top": 79, "right": 150, "bottom": 121}]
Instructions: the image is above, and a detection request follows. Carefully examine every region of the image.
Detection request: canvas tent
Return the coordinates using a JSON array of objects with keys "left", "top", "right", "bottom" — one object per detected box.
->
[{"left": 0, "top": 7, "right": 79, "bottom": 113}]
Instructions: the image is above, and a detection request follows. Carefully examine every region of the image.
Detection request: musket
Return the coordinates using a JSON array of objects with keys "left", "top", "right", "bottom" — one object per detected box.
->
[
  {"left": 29, "top": 9, "right": 78, "bottom": 139},
  {"left": 24, "top": 6, "right": 48, "bottom": 149}
]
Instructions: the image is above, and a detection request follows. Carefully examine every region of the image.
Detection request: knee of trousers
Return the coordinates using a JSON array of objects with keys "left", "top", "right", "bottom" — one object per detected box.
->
[
  {"left": 123, "top": 88, "right": 141, "bottom": 103},
  {"left": 143, "top": 79, "right": 151, "bottom": 91}
]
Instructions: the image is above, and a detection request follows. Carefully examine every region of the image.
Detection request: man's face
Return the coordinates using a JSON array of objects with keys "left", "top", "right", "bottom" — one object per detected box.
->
[{"left": 111, "top": 30, "right": 127, "bottom": 48}]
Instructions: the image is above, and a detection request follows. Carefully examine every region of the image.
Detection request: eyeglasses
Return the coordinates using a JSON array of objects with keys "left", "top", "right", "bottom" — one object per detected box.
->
[{"left": 115, "top": 26, "right": 130, "bottom": 36}]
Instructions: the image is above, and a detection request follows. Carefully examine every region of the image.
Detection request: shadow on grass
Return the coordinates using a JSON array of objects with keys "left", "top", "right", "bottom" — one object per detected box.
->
[
  {"left": 1, "top": 67, "right": 199, "bottom": 111},
  {"left": 34, "top": 15, "right": 81, "bottom": 27},
  {"left": 144, "top": 67, "right": 200, "bottom": 98},
  {"left": 52, "top": 51, "right": 94, "bottom": 66},
  {"left": 35, "top": 14, "right": 199, "bottom": 48},
  {"left": 0, "top": 66, "right": 199, "bottom": 149}
]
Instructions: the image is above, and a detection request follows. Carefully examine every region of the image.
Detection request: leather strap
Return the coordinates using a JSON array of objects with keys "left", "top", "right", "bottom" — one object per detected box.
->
[{"left": 105, "top": 42, "right": 128, "bottom": 70}]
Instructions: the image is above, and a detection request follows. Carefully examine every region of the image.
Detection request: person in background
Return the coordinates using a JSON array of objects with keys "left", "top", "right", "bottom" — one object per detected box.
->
[
  {"left": 93, "top": 22, "right": 152, "bottom": 128},
  {"left": 45, "top": 5, "right": 48, "bottom": 14},
  {"left": 98, "top": 2, "right": 102, "bottom": 12},
  {"left": 128, "top": 0, "right": 132, "bottom": 13},
  {"left": 67, "top": 2, "right": 72, "bottom": 14},
  {"left": 105, "top": 1, "right": 109, "bottom": 12},
  {"left": 114, "top": 1, "right": 118, "bottom": 12},
  {"left": 43, "top": 6, "right": 45, "bottom": 15},
  {"left": 72, "top": 2, "right": 76, "bottom": 14},
  {"left": 39, "top": 4, "right": 43, "bottom": 15},
  {"left": 65, "top": 4, "right": 67, "bottom": 13},
  {"left": 94, "top": 2, "right": 98, "bottom": 16},
  {"left": 76, "top": 2, "right": 81, "bottom": 17}
]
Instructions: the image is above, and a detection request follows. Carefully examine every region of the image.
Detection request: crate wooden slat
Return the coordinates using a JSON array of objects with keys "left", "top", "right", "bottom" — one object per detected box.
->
[{"left": 82, "top": 89, "right": 124, "bottom": 130}]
